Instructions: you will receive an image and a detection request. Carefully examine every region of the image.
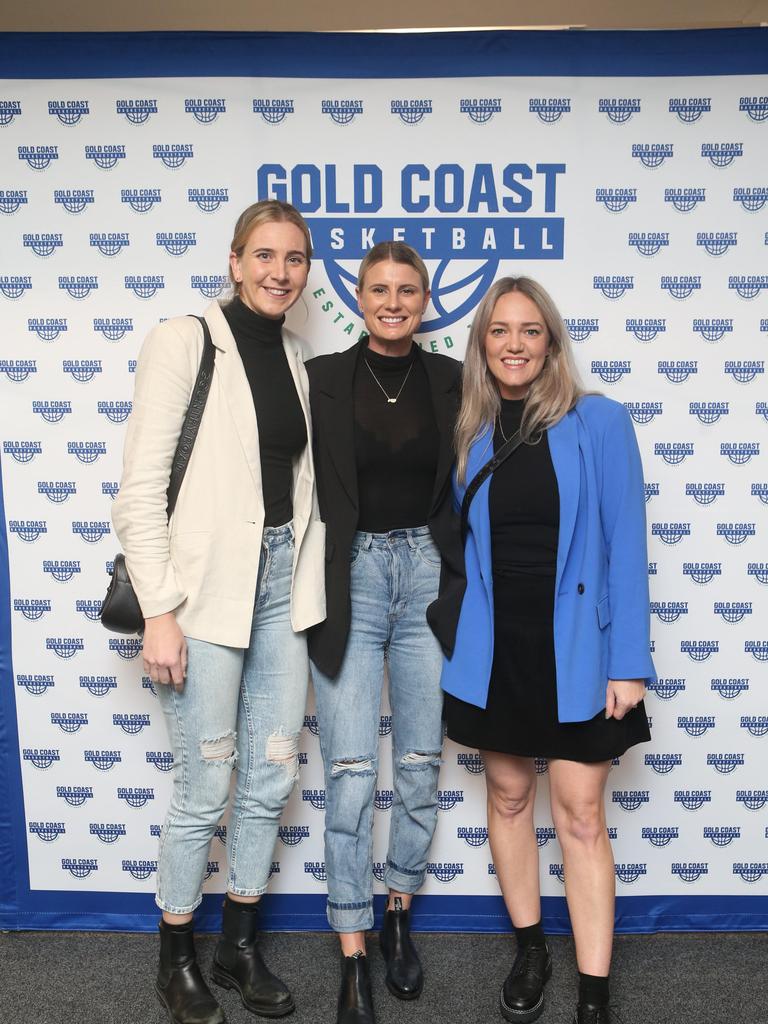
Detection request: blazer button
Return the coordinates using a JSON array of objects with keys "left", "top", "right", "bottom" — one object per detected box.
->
[{"left": 577, "top": 583, "right": 585, "bottom": 595}]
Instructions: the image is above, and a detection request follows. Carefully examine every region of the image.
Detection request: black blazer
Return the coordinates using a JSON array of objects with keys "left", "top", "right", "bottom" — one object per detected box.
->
[{"left": 306, "top": 338, "right": 465, "bottom": 678}]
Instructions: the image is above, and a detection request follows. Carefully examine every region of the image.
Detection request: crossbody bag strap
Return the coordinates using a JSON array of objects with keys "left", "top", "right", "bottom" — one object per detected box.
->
[
  {"left": 166, "top": 315, "right": 216, "bottom": 520},
  {"left": 461, "top": 428, "right": 523, "bottom": 543}
]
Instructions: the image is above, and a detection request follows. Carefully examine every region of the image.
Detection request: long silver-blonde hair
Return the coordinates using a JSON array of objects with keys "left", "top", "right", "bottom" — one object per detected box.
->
[{"left": 455, "top": 276, "right": 584, "bottom": 483}]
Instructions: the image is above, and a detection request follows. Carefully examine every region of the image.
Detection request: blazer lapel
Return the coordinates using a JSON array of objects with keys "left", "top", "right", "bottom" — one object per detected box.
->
[
  {"left": 422, "top": 351, "right": 460, "bottom": 515},
  {"left": 465, "top": 426, "right": 495, "bottom": 585},
  {"left": 548, "top": 409, "right": 580, "bottom": 586},
  {"left": 283, "top": 331, "right": 314, "bottom": 515},
  {"left": 315, "top": 340, "right": 363, "bottom": 513},
  {"left": 204, "top": 301, "right": 262, "bottom": 495}
]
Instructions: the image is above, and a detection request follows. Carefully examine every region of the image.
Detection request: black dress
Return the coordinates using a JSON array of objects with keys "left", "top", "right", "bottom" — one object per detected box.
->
[{"left": 444, "top": 398, "right": 650, "bottom": 762}]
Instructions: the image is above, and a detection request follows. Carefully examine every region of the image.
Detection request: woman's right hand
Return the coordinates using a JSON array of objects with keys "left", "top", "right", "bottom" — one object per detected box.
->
[{"left": 142, "top": 612, "right": 187, "bottom": 691}]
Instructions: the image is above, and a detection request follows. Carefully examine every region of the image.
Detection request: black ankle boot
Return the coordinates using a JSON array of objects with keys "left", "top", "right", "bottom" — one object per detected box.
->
[
  {"left": 337, "top": 953, "right": 375, "bottom": 1024},
  {"left": 500, "top": 943, "right": 552, "bottom": 1023},
  {"left": 156, "top": 920, "right": 225, "bottom": 1024},
  {"left": 379, "top": 905, "right": 423, "bottom": 999},
  {"left": 211, "top": 897, "right": 294, "bottom": 1018},
  {"left": 574, "top": 1003, "right": 613, "bottom": 1024}
]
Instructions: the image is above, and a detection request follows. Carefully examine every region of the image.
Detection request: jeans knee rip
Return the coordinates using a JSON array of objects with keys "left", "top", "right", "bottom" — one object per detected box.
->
[
  {"left": 200, "top": 731, "right": 237, "bottom": 766},
  {"left": 266, "top": 730, "right": 301, "bottom": 780},
  {"left": 400, "top": 750, "right": 441, "bottom": 771},
  {"left": 330, "top": 756, "right": 376, "bottom": 778}
]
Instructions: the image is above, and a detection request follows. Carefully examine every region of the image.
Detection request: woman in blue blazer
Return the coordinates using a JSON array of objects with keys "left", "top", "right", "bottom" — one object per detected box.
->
[{"left": 433, "top": 277, "right": 654, "bottom": 1024}]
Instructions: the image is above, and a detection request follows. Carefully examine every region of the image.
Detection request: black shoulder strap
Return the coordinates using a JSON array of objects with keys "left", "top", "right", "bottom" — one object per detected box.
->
[
  {"left": 166, "top": 315, "right": 216, "bottom": 519},
  {"left": 461, "top": 428, "right": 523, "bottom": 542}
]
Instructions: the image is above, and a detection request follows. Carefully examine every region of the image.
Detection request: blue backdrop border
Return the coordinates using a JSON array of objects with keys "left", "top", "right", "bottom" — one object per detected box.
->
[
  {"left": 4, "top": 891, "right": 768, "bottom": 934},
  {"left": 0, "top": 27, "right": 766, "bottom": 80},
  {"left": 0, "top": 456, "right": 32, "bottom": 931}
]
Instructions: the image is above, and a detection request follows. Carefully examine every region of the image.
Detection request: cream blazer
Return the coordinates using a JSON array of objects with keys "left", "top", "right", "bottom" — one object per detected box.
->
[{"left": 112, "top": 300, "right": 325, "bottom": 648}]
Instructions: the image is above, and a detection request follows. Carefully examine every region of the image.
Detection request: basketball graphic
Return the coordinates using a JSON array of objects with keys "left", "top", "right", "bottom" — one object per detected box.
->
[{"left": 323, "top": 255, "right": 500, "bottom": 334}]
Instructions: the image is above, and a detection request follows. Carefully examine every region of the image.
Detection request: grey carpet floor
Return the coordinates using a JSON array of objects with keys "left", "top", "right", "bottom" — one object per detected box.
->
[{"left": 1, "top": 931, "right": 766, "bottom": 1024}]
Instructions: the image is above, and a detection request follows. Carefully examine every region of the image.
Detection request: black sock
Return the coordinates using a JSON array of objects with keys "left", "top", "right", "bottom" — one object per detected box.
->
[
  {"left": 578, "top": 972, "right": 609, "bottom": 1007},
  {"left": 514, "top": 920, "right": 546, "bottom": 948}
]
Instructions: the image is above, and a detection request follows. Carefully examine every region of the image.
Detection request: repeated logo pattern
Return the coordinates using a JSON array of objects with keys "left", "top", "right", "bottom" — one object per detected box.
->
[{"left": 1, "top": 72, "right": 765, "bottom": 911}]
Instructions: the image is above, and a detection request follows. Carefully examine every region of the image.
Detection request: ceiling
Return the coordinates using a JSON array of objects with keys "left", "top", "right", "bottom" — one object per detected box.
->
[{"left": 2, "top": 0, "right": 767, "bottom": 32}]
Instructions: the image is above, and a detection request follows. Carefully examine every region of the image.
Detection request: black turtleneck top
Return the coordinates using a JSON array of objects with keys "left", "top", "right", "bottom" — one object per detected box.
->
[
  {"left": 353, "top": 343, "right": 439, "bottom": 533},
  {"left": 222, "top": 297, "right": 307, "bottom": 527},
  {"left": 490, "top": 398, "right": 560, "bottom": 576}
]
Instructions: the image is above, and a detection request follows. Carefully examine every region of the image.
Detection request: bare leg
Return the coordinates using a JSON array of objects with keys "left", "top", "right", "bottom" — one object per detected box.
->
[
  {"left": 340, "top": 931, "right": 367, "bottom": 956},
  {"left": 548, "top": 758, "right": 614, "bottom": 976},
  {"left": 162, "top": 910, "right": 194, "bottom": 925},
  {"left": 227, "top": 892, "right": 259, "bottom": 904},
  {"left": 483, "top": 751, "right": 540, "bottom": 927}
]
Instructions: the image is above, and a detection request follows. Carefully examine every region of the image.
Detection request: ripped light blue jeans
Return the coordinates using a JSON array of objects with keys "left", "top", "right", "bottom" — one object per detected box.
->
[
  {"left": 311, "top": 527, "right": 444, "bottom": 932},
  {"left": 155, "top": 523, "right": 308, "bottom": 915}
]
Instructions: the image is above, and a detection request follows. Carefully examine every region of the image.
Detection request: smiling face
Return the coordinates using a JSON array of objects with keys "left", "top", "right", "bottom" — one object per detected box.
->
[
  {"left": 484, "top": 290, "right": 551, "bottom": 399},
  {"left": 229, "top": 219, "right": 309, "bottom": 319},
  {"left": 356, "top": 259, "right": 430, "bottom": 356}
]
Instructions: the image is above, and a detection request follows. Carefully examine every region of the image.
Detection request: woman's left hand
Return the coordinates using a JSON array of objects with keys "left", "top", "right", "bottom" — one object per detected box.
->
[{"left": 605, "top": 679, "right": 646, "bottom": 720}]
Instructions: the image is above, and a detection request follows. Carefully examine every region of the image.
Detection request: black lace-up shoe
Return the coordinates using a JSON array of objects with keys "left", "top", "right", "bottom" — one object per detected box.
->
[
  {"left": 574, "top": 1003, "right": 615, "bottom": 1024},
  {"left": 499, "top": 943, "right": 552, "bottom": 1023},
  {"left": 379, "top": 905, "right": 423, "bottom": 999}
]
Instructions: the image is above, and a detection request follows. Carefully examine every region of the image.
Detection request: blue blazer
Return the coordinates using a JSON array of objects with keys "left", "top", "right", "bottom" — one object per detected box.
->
[{"left": 441, "top": 395, "right": 656, "bottom": 723}]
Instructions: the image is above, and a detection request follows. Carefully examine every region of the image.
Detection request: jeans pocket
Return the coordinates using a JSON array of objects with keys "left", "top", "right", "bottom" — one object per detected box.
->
[
  {"left": 349, "top": 544, "right": 363, "bottom": 567},
  {"left": 415, "top": 538, "right": 442, "bottom": 569}
]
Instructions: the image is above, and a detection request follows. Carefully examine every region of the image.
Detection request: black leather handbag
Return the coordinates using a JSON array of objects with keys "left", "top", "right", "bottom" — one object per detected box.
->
[{"left": 100, "top": 316, "right": 216, "bottom": 634}]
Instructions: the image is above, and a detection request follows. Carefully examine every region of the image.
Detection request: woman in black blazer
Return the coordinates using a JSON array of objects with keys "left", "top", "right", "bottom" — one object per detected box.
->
[{"left": 306, "top": 241, "right": 462, "bottom": 1024}]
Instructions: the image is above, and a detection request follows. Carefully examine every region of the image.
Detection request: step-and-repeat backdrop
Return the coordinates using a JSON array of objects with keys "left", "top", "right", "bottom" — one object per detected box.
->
[{"left": 1, "top": 29, "right": 766, "bottom": 932}]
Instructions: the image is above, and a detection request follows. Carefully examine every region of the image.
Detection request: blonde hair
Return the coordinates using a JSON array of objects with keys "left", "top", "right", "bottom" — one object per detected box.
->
[
  {"left": 228, "top": 200, "right": 312, "bottom": 295},
  {"left": 455, "top": 276, "right": 584, "bottom": 483},
  {"left": 357, "top": 241, "right": 429, "bottom": 293}
]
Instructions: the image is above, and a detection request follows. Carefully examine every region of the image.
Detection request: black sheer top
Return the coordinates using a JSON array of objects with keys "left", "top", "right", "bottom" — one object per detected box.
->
[{"left": 353, "top": 344, "right": 439, "bottom": 533}]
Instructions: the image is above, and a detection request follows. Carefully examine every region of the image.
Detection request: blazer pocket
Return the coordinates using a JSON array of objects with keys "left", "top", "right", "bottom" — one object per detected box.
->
[
  {"left": 325, "top": 538, "right": 336, "bottom": 563},
  {"left": 170, "top": 530, "right": 212, "bottom": 584},
  {"left": 597, "top": 594, "right": 611, "bottom": 629}
]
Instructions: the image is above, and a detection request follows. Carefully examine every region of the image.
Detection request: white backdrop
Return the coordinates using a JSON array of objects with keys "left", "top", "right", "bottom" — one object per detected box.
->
[{"left": 1, "top": 29, "right": 767, "bottom": 931}]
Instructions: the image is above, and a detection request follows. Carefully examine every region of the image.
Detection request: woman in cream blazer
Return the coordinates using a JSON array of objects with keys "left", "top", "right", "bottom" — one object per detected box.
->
[
  {"left": 114, "top": 299, "right": 324, "bottom": 645},
  {"left": 113, "top": 201, "right": 324, "bottom": 1024}
]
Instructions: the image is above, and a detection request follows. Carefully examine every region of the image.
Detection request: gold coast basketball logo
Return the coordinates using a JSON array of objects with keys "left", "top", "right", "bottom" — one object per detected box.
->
[{"left": 257, "top": 160, "right": 566, "bottom": 346}]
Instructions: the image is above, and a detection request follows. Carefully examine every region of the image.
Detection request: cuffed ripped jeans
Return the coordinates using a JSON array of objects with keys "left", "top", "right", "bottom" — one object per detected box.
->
[
  {"left": 155, "top": 523, "right": 308, "bottom": 915},
  {"left": 311, "top": 527, "right": 444, "bottom": 933}
]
